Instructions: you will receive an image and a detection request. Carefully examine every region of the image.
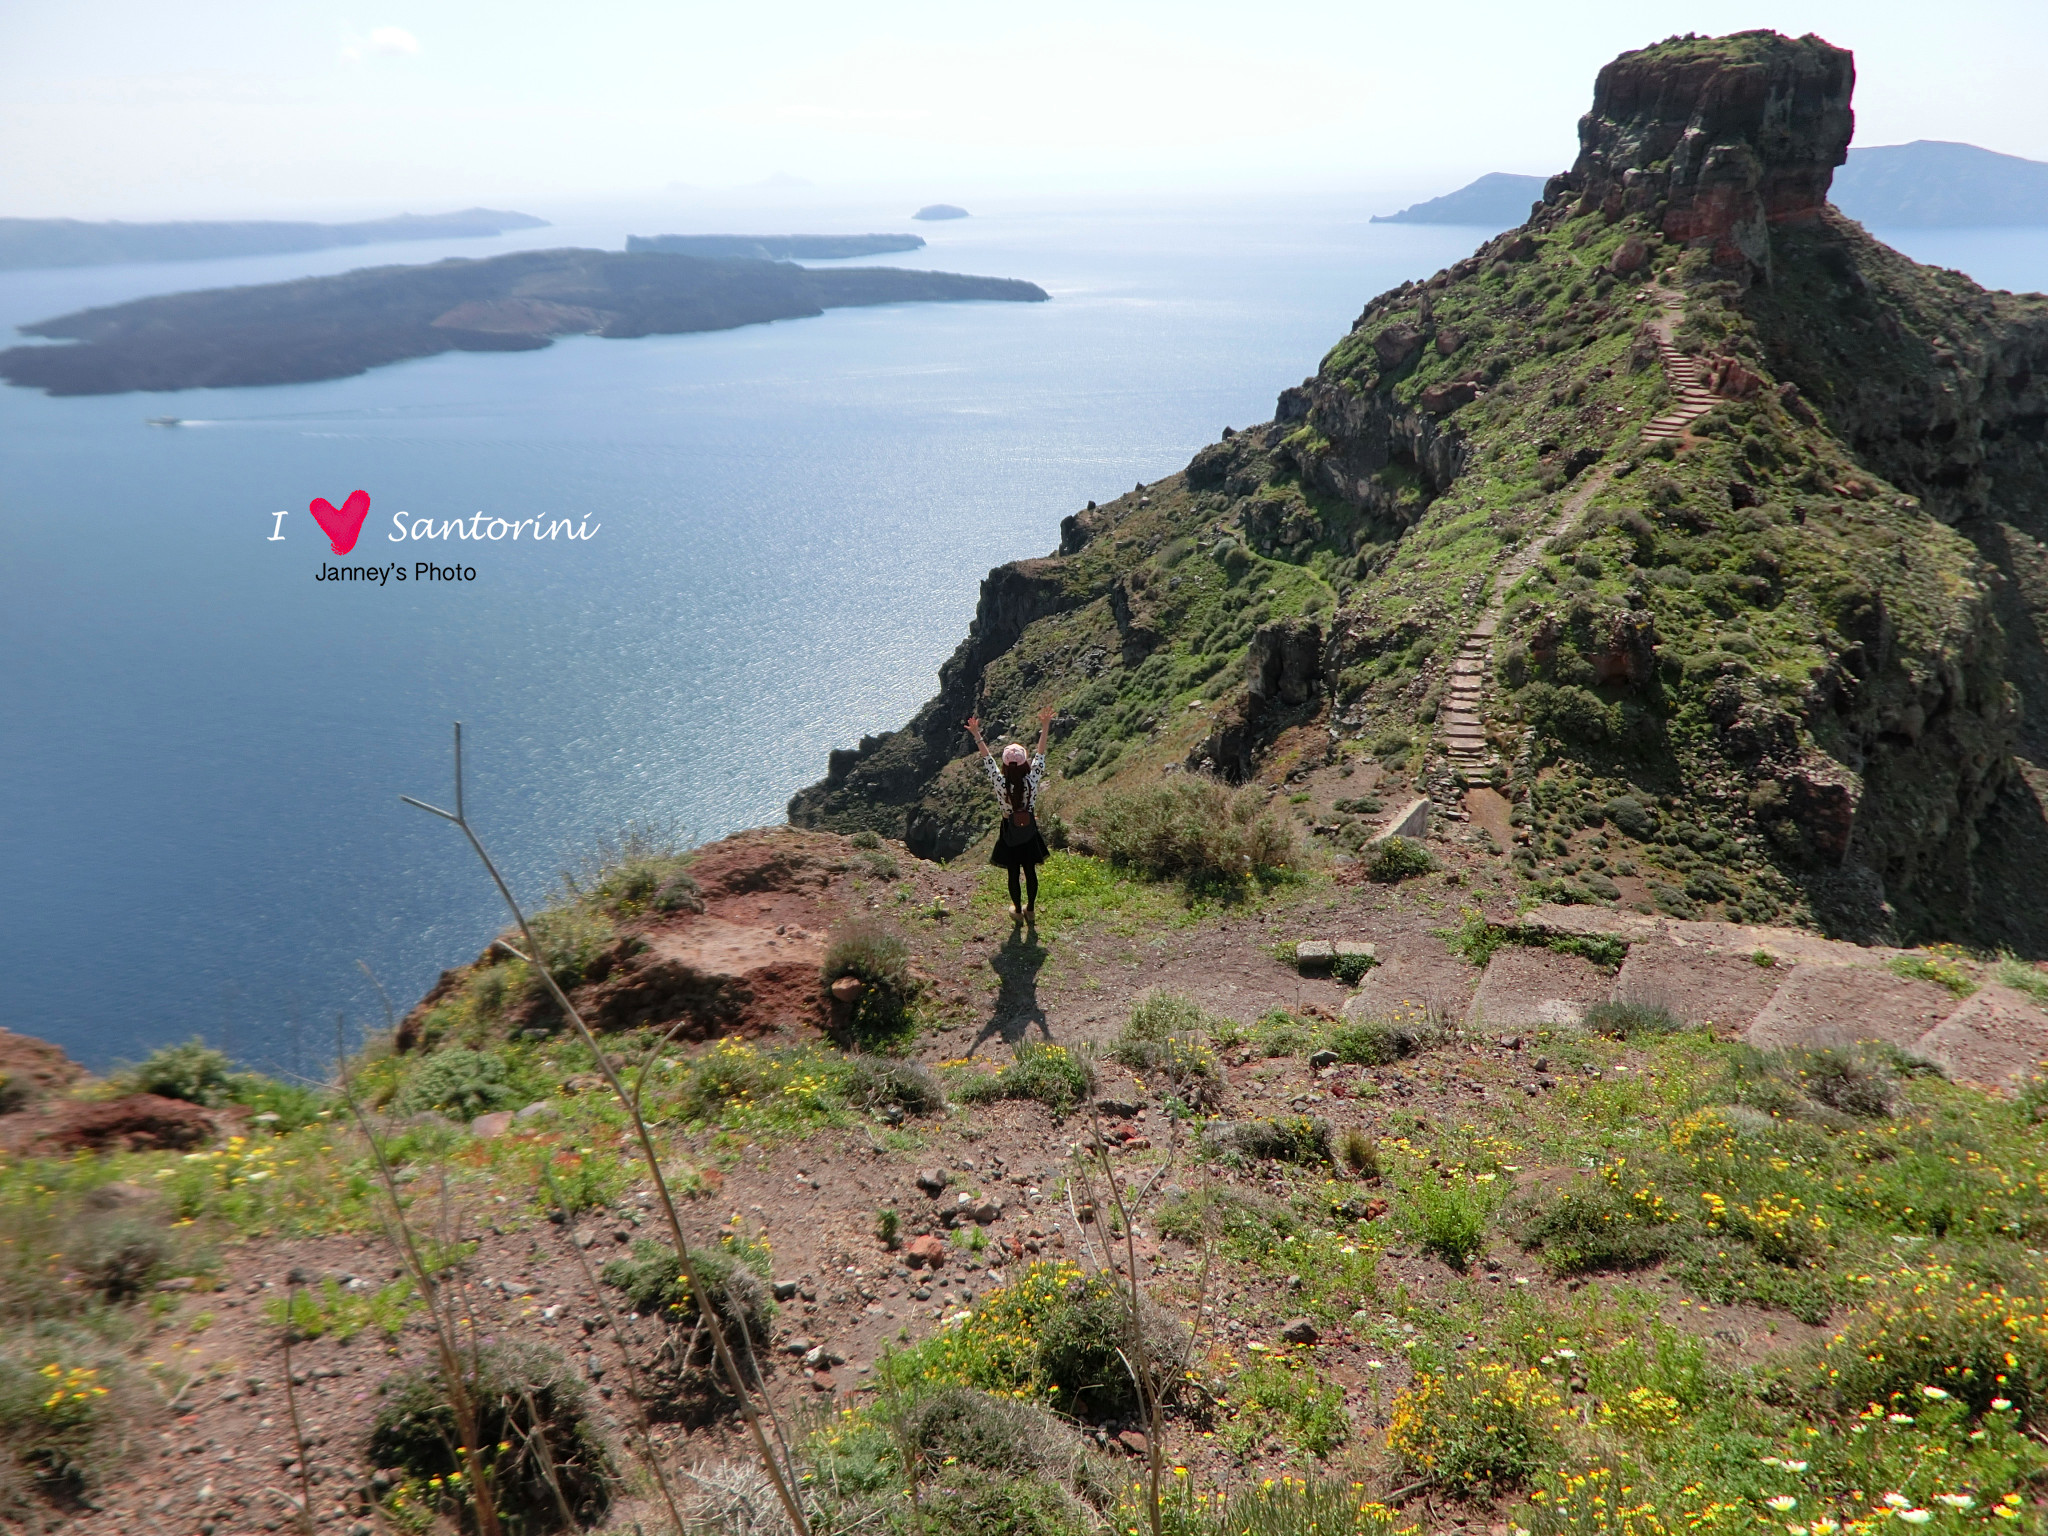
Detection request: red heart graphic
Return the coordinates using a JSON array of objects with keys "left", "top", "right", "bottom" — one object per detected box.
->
[{"left": 308, "top": 489, "right": 371, "bottom": 555}]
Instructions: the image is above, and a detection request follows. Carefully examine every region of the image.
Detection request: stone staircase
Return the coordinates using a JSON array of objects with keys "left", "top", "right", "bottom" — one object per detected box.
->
[{"left": 1437, "top": 285, "right": 1704, "bottom": 783}]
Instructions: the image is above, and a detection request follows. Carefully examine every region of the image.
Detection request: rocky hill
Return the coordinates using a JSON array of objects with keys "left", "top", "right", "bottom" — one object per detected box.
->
[{"left": 793, "top": 29, "right": 2048, "bottom": 955}]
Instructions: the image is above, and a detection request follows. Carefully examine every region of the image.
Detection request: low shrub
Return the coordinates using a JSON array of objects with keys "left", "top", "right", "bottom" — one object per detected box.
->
[
  {"left": 268, "top": 1276, "right": 419, "bottom": 1342},
  {"left": 822, "top": 920, "right": 919, "bottom": 1045},
  {"left": 367, "top": 1338, "right": 613, "bottom": 1534},
  {"left": 73, "top": 1218, "right": 171, "bottom": 1302},
  {"left": 1332, "top": 949, "right": 1379, "bottom": 984},
  {"left": 1813, "top": 1266, "right": 2048, "bottom": 1421},
  {"left": 123, "top": 1039, "right": 235, "bottom": 1106},
  {"left": 526, "top": 906, "right": 617, "bottom": 991},
  {"left": 1581, "top": 999, "right": 1684, "bottom": 1039},
  {"left": 1074, "top": 777, "right": 1294, "bottom": 891},
  {"left": 1399, "top": 1176, "right": 1494, "bottom": 1271},
  {"left": 1365, "top": 837, "right": 1437, "bottom": 883},
  {"left": 1156, "top": 1187, "right": 1301, "bottom": 1253},
  {"left": 1512, "top": 1181, "right": 1678, "bottom": 1276},
  {"left": 953, "top": 1043, "right": 1095, "bottom": 1115},
  {"left": 599, "top": 1237, "right": 773, "bottom": 1354},
  {"left": 843, "top": 1055, "right": 944, "bottom": 1117},
  {"left": 1223, "top": 1355, "right": 1348, "bottom": 1459},
  {"left": 1201, "top": 1115, "right": 1331, "bottom": 1165},
  {"left": 1326, "top": 1019, "right": 1417, "bottom": 1066},
  {"left": 880, "top": 1261, "right": 1184, "bottom": 1423},
  {"left": 1889, "top": 951, "right": 1978, "bottom": 999},
  {"left": 849, "top": 829, "right": 882, "bottom": 850},
  {"left": 1386, "top": 1361, "right": 1565, "bottom": 1489},
  {"left": 391, "top": 1048, "right": 519, "bottom": 1121},
  {"left": 0, "top": 1331, "right": 132, "bottom": 1506}
]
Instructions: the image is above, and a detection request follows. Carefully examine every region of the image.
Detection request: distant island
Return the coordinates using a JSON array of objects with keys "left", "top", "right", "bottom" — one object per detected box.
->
[
  {"left": 0, "top": 209, "right": 550, "bottom": 272},
  {"left": 624, "top": 233, "right": 925, "bottom": 260},
  {"left": 1372, "top": 173, "right": 1547, "bottom": 227},
  {"left": 0, "top": 247, "right": 1048, "bottom": 395},
  {"left": 1831, "top": 140, "right": 2048, "bottom": 227},
  {"left": 912, "top": 204, "right": 968, "bottom": 221}
]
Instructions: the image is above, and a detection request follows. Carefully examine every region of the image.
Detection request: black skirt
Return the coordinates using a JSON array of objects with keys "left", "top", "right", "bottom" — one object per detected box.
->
[{"left": 989, "top": 815, "right": 1050, "bottom": 870}]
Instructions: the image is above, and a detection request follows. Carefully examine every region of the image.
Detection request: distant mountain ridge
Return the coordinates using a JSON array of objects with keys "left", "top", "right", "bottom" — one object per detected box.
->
[
  {"left": 625, "top": 233, "right": 925, "bottom": 260},
  {"left": 0, "top": 209, "right": 549, "bottom": 272},
  {"left": 1831, "top": 140, "right": 2048, "bottom": 227},
  {"left": 1386, "top": 141, "right": 2048, "bottom": 235},
  {"left": 1372, "top": 173, "right": 1547, "bottom": 227}
]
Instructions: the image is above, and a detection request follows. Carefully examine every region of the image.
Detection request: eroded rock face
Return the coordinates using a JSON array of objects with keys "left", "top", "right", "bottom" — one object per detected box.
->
[{"left": 1559, "top": 31, "right": 1854, "bottom": 274}]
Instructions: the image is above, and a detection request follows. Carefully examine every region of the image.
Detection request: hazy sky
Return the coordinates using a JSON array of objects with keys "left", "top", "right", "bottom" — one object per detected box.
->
[{"left": 5, "top": 0, "right": 2047, "bottom": 218}]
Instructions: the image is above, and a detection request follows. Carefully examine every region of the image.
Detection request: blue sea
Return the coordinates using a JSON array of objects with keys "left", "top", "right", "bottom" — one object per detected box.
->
[{"left": 2, "top": 199, "right": 2043, "bottom": 1073}]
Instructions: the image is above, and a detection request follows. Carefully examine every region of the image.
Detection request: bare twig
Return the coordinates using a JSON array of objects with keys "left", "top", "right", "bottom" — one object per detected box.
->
[
  {"left": 542, "top": 1166, "right": 687, "bottom": 1536},
  {"left": 402, "top": 723, "right": 810, "bottom": 1536},
  {"left": 334, "top": 1017, "right": 506, "bottom": 1536},
  {"left": 279, "top": 1280, "right": 316, "bottom": 1536}
]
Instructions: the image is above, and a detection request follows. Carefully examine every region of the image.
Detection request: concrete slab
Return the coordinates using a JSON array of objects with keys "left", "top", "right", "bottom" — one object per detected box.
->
[
  {"left": 1372, "top": 798, "right": 1432, "bottom": 842},
  {"left": 1911, "top": 982, "right": 2048, "bottom": 1090},
  {"left": 1612, "top": 940, "right": 1784, "bottom": 1036},
  {"left": 1340, "top": 936, "right": 1480, "bottom": 1028},
  {"left": 1464, "top": 946, "right": 1614, "bottom": 1031},
  {"left": 1745, "top": 964, "right": 1959, "bottom": 1054}
]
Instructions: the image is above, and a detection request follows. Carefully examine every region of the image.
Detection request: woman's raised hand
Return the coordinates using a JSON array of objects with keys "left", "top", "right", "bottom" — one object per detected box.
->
[{"left": 1036, "top": 704, "right": 1056, "bottom": 726}]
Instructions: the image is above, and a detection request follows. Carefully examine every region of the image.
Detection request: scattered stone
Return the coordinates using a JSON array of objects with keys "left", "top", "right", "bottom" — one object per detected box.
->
[
  {"left": 904, "top": 1235, "right": 947, "bottom": 1269},
  {"left": 469, "top": 1111, "right": 515, "bottom": 1139},
  {"left": 1307, "top": 1050, "right": 1339, "bottom": 1071},
  {"left": 1118, "top": 1430, "right": 1150, "bottom": 1456},
  {"left": 914, "top": 1168, "right": 951, "bottom": 1196},
  {"left": 971, "top": 1199, "right": 1004, "bottom": 1225},
  {"left": 802, "top": 1345, "right": 844, "bottom": 1371},
  {"left": 559, "top": 1073, "right": 606, "bottom": 1096},
  {"left": 811, "top": 1371, "right": 836, "bottom": 1392},
  {"left": 782, "top": 1337, "right": 814, "bottom": 1357},
  {"left": 513, "top": 1100, "right": 557, "bottom": 1124},
  {"left": 1279, "top": 1317, "right": 1320, "bottom": 1346},
  {"left": 830, "top": 975, "right": 864, "bottom": 1003},
  {"left": 155, "top": 1276, "right": 198, "bottom": 1293},
  {"left": 772, "top": 1279, "right": 800, "bottom": 1301},
  {"left": 1095, "top": 1098, "right": 1142, "bottom": 1118}
]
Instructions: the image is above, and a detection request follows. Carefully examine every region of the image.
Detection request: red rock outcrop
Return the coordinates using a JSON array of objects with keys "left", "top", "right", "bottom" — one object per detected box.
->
[{"left": 1555, "top": 31, "right": 1854, "bottom": 275}]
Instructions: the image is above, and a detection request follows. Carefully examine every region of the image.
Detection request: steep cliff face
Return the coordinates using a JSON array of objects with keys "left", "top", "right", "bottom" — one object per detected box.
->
[
  {"left": 1562, "top": 31, "right": 1853, "bottom": 275},
  {"left": 790, "top": 30, "right": 2048, "bottom": 953}
]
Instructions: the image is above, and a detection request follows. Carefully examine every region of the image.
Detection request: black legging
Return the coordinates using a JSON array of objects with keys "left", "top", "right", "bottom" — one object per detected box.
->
[{"left": 1008, "top": 863, "right": 1039, "bottom": 911}]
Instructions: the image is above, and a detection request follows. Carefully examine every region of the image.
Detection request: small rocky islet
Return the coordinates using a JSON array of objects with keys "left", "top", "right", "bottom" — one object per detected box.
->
[{"left": 7, "top": 29, "right": 2048, "bottom": 1536}]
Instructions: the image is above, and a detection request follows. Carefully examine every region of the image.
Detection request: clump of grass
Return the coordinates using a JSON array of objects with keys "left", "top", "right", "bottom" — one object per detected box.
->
[
  {"left": 1386, "top": 1361, "right": 1564, "bottom": 1489},
  {"left": 821, "top": 919, "right": 919, "bottom": 1045},
  {"left": 953, "top": 1043, "right": 1095, "bottom": 1116},
  {"left": 1730, "top": 1044, "right": 1905, "bottom": 1120},
  {"left": 367, "top": 1338, "right": 614, "bottom": 1534},
  {"left": 1109, "top": 991, "right": 1221, "bottom": 1100},
  {"left": 1332, "top": 949, "right": 1379, "bottom": 984},
  {"left": 1889, "top": 951, "right": 1979, "bottom": 999},
  {"left": 1581, "top": 999, "right": 1684, "bottom": 1039},
  {"left": 875, "top": 1208, "right": 901, "bottom": 1250},
  {"left": 1201, "top": 1115, "right": 1331, "bottom": 1165},
  {"left": 73, "top": 1218, "right": 173, "bottom": 1302},
  {"left": 1074, "top": 777, "right": 1294, "bottom": 892},
  {"left": 1365, "top": 836, "right": 1436, "bottom": 883},
  {"left": 391, "top": 1047, "right": 520, "bottom": 1120},
  {"left": 849, "top": 829, "right": 882, "bottom": 850},
  {"left": 1222, "top": 1355, "right": 1348, "bottom": 1459},
  {"left": 0, "top": 1333, "right": 134, "bottom": 1509},
  {"left": 268, "top": 1276, "right": 420, "bottom": 1342},
  {"left": 1337, "top": 1128, "right": 1380, "bottom": 1179},
  {"left": 1399, "top": 1176, "right": 1494, "bottom": 1271},
  {"left": 1156, "top": 1188, "right": 1301, "bottom": 1252},
  {"left": 600, "top": 1237, "right": 774, "bottom": 1355},
  {"left": 1994, "top": 954, "right": 2048, "bottom": 1004},
  {"left": 1149, "top": 1475, "right": 1413, "bottom": 1536},
  {"left": 561, "top": 821, "right": 698, "bottom": 917}
]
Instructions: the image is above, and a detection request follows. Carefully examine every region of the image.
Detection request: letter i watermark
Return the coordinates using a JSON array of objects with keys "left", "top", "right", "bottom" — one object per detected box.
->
[{"left": 269, "top": 511, "right": 289, "bottom": 540}]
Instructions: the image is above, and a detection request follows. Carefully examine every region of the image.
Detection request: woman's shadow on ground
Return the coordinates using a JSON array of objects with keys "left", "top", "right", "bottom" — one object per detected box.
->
[{"left": 970, "top": 923, "right": 1052, "bottom": 1054}]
